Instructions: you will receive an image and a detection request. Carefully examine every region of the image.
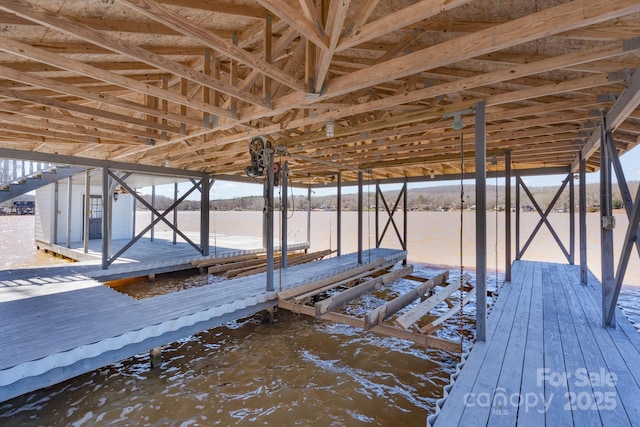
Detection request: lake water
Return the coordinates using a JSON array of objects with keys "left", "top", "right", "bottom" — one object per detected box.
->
[{"left": 0, "top": 211, "right": 639, "bottom": 426}]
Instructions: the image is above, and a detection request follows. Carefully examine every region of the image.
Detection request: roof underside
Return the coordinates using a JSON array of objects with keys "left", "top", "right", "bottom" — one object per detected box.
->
[{"left": 0, "top": 0, "right": 639, "bottom": 184}]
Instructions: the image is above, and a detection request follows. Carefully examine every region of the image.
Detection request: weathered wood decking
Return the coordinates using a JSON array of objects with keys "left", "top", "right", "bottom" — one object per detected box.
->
[
  {"left": 0, "top": 248, "right": 406, "bottom": 403},
  {"left": 431, "top": 260, "right": 640, "bottom": 427},
  {"left": 36, "top": 232, "right": 310, "bottom": 281}
]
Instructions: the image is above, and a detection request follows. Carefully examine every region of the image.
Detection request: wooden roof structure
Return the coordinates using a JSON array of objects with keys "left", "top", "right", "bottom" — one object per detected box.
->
[{"left": 0, "top": 0, "right": 639, "bottom": 184}]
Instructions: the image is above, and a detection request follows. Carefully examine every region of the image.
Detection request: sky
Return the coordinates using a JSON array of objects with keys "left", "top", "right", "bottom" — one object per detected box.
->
[{"left": 148, "top": 144, "right": 640, "bottom": 201}]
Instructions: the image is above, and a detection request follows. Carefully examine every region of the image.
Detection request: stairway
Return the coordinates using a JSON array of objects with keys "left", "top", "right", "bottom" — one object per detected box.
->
[{"left": 0, "top": 162, "right": 88, "bottom": 204}]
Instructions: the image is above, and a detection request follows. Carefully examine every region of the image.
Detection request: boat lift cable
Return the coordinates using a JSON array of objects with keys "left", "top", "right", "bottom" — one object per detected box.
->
[{"left": 459, "top": 131, "right": 465, "bottom": 345}]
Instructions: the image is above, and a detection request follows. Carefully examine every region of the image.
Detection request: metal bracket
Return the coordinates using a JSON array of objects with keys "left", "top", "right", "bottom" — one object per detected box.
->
[{"left": 602, "top": 215, "right": 616, "bottom": 230}]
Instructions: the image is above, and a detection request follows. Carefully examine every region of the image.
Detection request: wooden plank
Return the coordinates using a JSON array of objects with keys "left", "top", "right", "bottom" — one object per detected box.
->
[
  {"left": 572, "top": 268, "right": 640, "bottom": 425},
  {"left": 363, "top": 271, "right": 448, "bottom": 330},
  {"left": 433, "top": 262, "right": 522, "bottom": 427},
  {"left": 292, "top": 262, "right": 394, "bottom": 303},
  {"left": 315, "top": 265, "right": 413, "bottom": 316},
  {"left": 536, "top": 264, "right": 572, "bottom": 426},
  {"left": 207, "top": 257, "right": 265, "bottom": 274},
  {"left": 277, "top": 302, "right": 461, "bottom": 352},
  {"left": 555, "top": 264, "right": 631, "bottom": 427},
  {"left": 395, "top": 273, "right": 469, "bottom": 330},
  {"left": 192, "top": 253, "right": 259, "bottom": 268},
  {"left": 276, "top": 257, "right": 389, "bottom": 300},
  {"left": 234, "top": 249, "right": 333, "bottom": 277},
  {"left": 420, "top": 287, "right": 476, "bottom": 335}
]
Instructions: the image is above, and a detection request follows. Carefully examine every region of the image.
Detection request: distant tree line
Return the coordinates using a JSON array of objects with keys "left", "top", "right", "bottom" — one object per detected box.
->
[{"left": 137, "top": 181, "right": 638, "bottom": 212}]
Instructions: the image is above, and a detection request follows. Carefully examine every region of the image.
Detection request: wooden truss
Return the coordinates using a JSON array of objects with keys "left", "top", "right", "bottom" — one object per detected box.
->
[{"left": 0, "top": 1, "right": 638, "bottom": 184}]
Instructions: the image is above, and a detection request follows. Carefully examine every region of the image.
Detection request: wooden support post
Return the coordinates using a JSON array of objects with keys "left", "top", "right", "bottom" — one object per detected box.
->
[
  {"left": 101, "top": 166, "right": 109, "bottom": 270},
  {"left": 83, "top": 170, "right": 90, "bottom": 254},
  {"left": 150, "top": 185, "right": 155, "bottom": 241},
  {"left": 570, "top": 171, "right": 575, "bottom": 265},
  {"left": 609, "top": 175, "right": 640, "bottom": 326},
  {"left": 173, "top": 182, "right": 178, "bottom": 245},
  {"left": 337, "top": 172, "right": 342, "bottom": 257},
  {"left": 515, "top": 174, "right": 521, "bottom": 260},
  {"left": 475, "top": 100, "right": 487, "bottom": 342},
  {"left": 201, "top": 177, "right": 210, "bottom": 256},
  {"left": 607, "top": 132, "right": 640, "bottom": 260},
  {"left": 579, "top": 156, "right": 588, "bottom": 284},
  {"left": 600, "top": 111, "right": 615, "bottom": 328},
  {"left": 375, "top": 181, "right": 380, "bottom": 247},
  {"left": 150, "top": 347, "right": 162, "bottom": 369},
  {"left": 403, "top": 179, "right": 408, "bottom": 265},
  {"left": 505, "top": 150, "right": 512, "bottom": 281},
  {"left": 306, "top": 184, "right": 311, "bottom": 250},
  {"left": 606, "top": 131, "right": 640, "bottom": 326},
  {"left": 132, "top": 194, "right": 137, "bottom": 240},
  {"left": 66, "top": 176, "right": 72, "bottom": 249},
  {"left": 53, "top": 181, "right": 59, "bottom": 245},
  {"left": 281, "top": 161, "right": 288, "bottom": 268},
  {"left": 266, "top": 149, "right": 275, "bottom": 292},
  {"left": 358, "top": 170, "right": 363, "bottom": 265}
]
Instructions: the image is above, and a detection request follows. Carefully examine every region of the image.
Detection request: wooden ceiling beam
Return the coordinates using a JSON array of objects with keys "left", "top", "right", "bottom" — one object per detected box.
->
[
  {"left": 0, "top": 101, "right": 162, "bottom": 141},
  {"left": 238, "top": 39, "right": 637, "bottom": 144},
  {"left": 120, "top": 0, "right": 304, "bottom": 93},
  {"left": 337, "top": 0, "right": 473, "bottom": 52},
  {"left": 0, "top": 111, "right": 144, "bottom": 145},
  {"left": 0, "top": 86, "right": 180, "bottom": 135},
  {"left": 156, "top": 0, "right": 267, "bottom": 19},
  {"left": 0, "top": 36, "right": 235, "bottom": 120},
  {"left": 0, "top": 64, "right": 206, "bottom": 129},
  {"left": 0, "top": 0, "right": 266, "bottom": 108},
  {"left": 325, "top": 0, "right": 640, "bottom": 98},
  {"left": 0, "top": 119, "right": 126, "bottom": 145},
  {"left": 256, "top": 0, "right": 329, "bottom": 49},
  {"left": 314, "top": 0, "right": 351, "bottom": 93}
]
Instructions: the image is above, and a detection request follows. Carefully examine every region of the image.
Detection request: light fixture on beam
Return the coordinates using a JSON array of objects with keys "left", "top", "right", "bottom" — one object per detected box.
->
[
  {"left": 430, "top": 169, "right": 435, "bottom": 179},
  {"left": 452, "top": 112, "right": 463, "bottom": 131},
  {"left": 325, "top": 118, "right": 336, "bottom": 138}
]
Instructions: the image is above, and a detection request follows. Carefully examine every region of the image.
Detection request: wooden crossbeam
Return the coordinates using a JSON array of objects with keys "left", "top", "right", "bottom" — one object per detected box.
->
[
  {"left": 277, "top": 258, "right": 389, "bottom": 300},
  {"left": 235, "top": 249, "right": 334, "bottom": 278},
  {"left": 292, "top": 261, "right": 395, "bottom": 303},
  {"left": 277, "top": 299, "right": 461, "bottom": 352},
  {"left": 121, "top": 0, "right": 304, "bottom": 93},
  {"left": 420, "top": 286, "right": 476, "bottom": 335},
  {"left": 0, "top": 0, "right": 264, "bottom": 107},
  {"left": 315, "top": 265, "right": 413, "bottom": 316},
  {"left": 192, "top": 253, "right": 258, "bottom": 268},
  {"left": 363, "top": 271, "right": 449, "bottom": 330},
  {"left": 395, "top": 279, "right": 461, "bottom": 330}
]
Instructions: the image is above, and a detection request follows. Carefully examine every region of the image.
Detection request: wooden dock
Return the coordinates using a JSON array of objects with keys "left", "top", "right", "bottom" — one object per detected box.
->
[
  {"left": 430, "top": 260, "right": 640, "bottom": 427},
  {"left": 35, "top": 232, "right": 310, "bottom": 281},
  {"left": 0, "top": 248, "right": 405, "bottom": 403}
]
